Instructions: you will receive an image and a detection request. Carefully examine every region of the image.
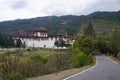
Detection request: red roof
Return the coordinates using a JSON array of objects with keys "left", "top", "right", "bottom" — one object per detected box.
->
[{"left": 13, "top": 35, "right": 49, "bottom": 39}]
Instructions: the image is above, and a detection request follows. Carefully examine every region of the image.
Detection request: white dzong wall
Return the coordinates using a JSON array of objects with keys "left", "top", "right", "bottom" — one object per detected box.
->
[
  {"left": 21, "top": 37, "right": 56, "bottom": 48},
  {"left": 13, "top": 29, "right": 71, "bottom": 48}
]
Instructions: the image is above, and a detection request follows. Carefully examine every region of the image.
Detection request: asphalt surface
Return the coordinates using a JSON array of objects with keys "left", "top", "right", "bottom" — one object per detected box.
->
[{"left": 64, "top": 55, "right": 120, "bottom": 80}]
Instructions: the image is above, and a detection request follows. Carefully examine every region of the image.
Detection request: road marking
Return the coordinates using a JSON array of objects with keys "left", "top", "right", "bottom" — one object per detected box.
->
[
  {"left": 105, "top": 56, "right": 120, "bottom": 65},
  {"left": 63, "top": 56, "right": 98, "bottom": 80}
]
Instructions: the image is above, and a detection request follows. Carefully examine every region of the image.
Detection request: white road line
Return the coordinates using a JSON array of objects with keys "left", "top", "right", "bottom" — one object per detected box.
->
[
  {"left": 63, "top": 56, "right": 98, "bottom": 80},
  {"left": 105, "top": 56, "right": 120, "bottom": 65}
]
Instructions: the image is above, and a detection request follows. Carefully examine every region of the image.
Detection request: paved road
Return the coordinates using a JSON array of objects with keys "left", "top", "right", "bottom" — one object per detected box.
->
[{"left": 64, "top": 55, "right": 120, "bottom": 80}]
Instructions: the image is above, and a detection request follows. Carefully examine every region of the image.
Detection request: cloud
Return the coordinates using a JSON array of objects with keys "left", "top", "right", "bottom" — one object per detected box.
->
[
  {"left": 9, "top": 0, "right": 27, "bottom": 9},
  {"left": 0, "top": 0, "right": 120, "bottom": 21},
  {"left": 81, "top": 0, "right": 120, "bottom": 15}
]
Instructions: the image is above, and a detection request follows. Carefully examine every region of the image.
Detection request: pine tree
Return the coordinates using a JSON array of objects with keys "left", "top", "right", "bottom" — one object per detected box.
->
[
  {"left": 16, "top": 39, "right": 22, "bottom": 48},
  {"left": 84, "top": 22, "right": 96, "bottom": 38},
  {"left": 0, "top": 33, "right": 14, "bottom": 48}
]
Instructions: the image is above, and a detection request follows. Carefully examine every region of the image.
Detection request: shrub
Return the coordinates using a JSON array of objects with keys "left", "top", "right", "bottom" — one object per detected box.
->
[
  {"left": 26, "top": 47, "right": 32, "bottom": 51},
  {"left": 30, "top": 55, "right": 48, "bottom": 64},
  {"left": 0, "top": 50, "right": 93, "bottom": 80},
  {"left": 71, "top": 52, "right": 88, "bottom": 67},
  {"left": 26, "top": 47, "right": 38, "bottom": 51},
  {"left": 87, "top": 54, "right": 93, "bottom": 63},
  {"left": 48, "top": 52, "right": 73, "bottom": 71},
  {"left": 9, "top": 72, "right": 23, "bottom": 80},
  {"left": 73, "top": 36, "right": 94, "bottom": 55},
  {"left": 0, "top": 51, "right": 24, "bottom": 80}
]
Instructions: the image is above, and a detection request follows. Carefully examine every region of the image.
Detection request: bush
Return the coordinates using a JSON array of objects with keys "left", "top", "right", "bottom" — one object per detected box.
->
[
  {"left": 26, "top": 47, "right": 38, "bottom": 51},
  {"left": 26, "top": 47, "right": 32, "bottom": 51},
  {"left": 87, "top": 54, "right": 93, "bottom": 63},
  {"left": 30, "top": 55, "right": 48, "bottom": 64},
  {"left": 9, "top": 72, "right": 23, "bottom": 80},
  {"left": 71, "top": 52, "right": 91, "bottom": 67},
  {"left": 73, "top": 36, "right": 94, "bottom": 55},
  {"left": 0, "top": 50, "right": 93, "bottom": 80},
  {"left": 64, "top": 44, "right": 72, "bottom": 47}
]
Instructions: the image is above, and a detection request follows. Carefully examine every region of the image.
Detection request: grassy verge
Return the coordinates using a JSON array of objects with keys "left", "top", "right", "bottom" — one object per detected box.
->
[
  {"left": 26, "top": 56, "right": 96, "bottom": 80},
  {"left": 107, "top": 55, "right": 120, "bottom": 64},
  {"left": 0, "top": 49, "right": 95, "bottom": 80}
]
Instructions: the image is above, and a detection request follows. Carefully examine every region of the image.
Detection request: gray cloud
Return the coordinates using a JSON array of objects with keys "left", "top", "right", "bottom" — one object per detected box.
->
[
  {"left": 10, "top": 0, "right": 27, "bottom": 9},
  {"left": 80, "top": 0, "right": 120, "bottom": 15},
  {"left": 0, "top": 0, "right": 120, "bottom": 21}
]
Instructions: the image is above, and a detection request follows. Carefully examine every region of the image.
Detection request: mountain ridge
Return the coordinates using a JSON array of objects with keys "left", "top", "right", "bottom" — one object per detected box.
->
[{"left": 0, "top": 10, "right": 120, "bottom": 36}]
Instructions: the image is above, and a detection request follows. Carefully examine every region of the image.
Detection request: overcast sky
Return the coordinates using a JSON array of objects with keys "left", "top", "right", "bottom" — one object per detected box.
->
[{"left": 0, "top": 0, "right": 120, "bottom": 21}]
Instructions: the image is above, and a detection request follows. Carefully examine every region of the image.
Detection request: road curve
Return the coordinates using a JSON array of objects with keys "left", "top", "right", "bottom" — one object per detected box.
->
[{"left": 63, "top": 55, "right": 120, "bottom": 80}]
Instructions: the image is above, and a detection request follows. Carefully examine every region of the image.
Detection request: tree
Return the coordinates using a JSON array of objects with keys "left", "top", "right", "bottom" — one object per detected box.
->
[
  {"left": 16, "top": 39, "right": 22, "bottom": 48},
  {"left": 4, "top": 36, "right": 14, "bottom": 48},
  {"left": 95, "top": 38, "right": 109, "bottom": 53},
  {"left": 0, "top": 33, "right": 4, "bottom": 47},
  {"left": 74, "top": 35, "right": 94, "bottom": 55},
  {"left": 59, "top": 39, "right": 65, "bottom": 47},
  {"left": 84, "top": 22, "right": 96, "bottom": 38},
  {"left": 110, "top": 27, "right": 120, "bottom": 57},
  {"left": 54, "top": 39, "right": 66, "bottom": 47},
  {"left": 0, "top": 33, "right": 14, "bottom": 48},
  {"left": 22, "top": 41, "right": 26, "bottom": 48},
  {"left": 54, "top": 40, "right": 59, "bottom": 47}
]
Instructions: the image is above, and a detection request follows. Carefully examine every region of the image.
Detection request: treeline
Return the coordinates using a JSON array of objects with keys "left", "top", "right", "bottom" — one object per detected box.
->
[
  {"left": 95, "top": 27, "right": 120, "bottom": 58},
  {"left": 75, "top": 19, "right": 120, "bottom": 59},
  {"left": 0, "top": 33, "right": 23, "bottom": 48},
  {"left": 0, "top": 16, "right": 81, "bottom": 36}
]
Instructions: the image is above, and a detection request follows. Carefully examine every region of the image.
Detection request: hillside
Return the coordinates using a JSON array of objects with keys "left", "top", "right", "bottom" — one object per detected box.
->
[{"left": 0, "top": 11, "right": 120, "bottom": 36}]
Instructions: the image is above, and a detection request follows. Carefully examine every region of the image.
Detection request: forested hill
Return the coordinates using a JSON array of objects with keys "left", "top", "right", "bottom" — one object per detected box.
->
[{"left": 0, "top": 11, "right": 120, "bottom": 36}]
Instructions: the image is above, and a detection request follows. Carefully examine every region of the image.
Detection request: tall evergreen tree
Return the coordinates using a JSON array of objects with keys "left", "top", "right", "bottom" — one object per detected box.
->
[
  {"left": 0, "top": 33, "right": 14, "bottom": 48},
  {"left": 16, "top": 39, "right": 22, "bottom": 48},
  {"left": 84, "top": 22, "right": 96, "bottom": 38}
]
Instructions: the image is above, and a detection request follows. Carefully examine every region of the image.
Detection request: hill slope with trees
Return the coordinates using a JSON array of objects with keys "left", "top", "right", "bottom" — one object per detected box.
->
[{"left": 0, "top": 11, "right": 120, "bottom": 36}]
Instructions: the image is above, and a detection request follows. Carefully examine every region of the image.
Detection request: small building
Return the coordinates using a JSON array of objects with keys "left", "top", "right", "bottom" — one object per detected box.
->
[{"left": 13, "top": 28, "right": 71, "bottom": 48}]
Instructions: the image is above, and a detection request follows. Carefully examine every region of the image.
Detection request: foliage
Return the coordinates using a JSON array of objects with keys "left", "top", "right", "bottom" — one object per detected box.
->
[
  {"left": 9, "top": 72, "right": 23, "bottom": 80},
  {"left": 30, "top": 55, "right": 48, "bottom": 64},
  {"left": 0, "top": 11, "right": 120, "bottom": 37},
  {"left": 64, "top": 44, "right": 71, "bottom": 47},
  {"left": 54, "top": 39, "right": 66, "bottom": 47},
  {"left": 0, "top": 51, "right": 24, "bottom": 80},
  {"left": 71, "top": 52, "right": 87, "bottom": 67},
  {"left": 26, "top": 47, "right": 38, "bottom": 51},
  {"left": 0, "top": 33, "right": 14, "bottom": 48},
  {"left": 84, "top": 22, "right": 96, "bottom": 38},
  {"left": 15, "top": 39, "right": 22, "bottom": 48},
  {"left": 95, "top": 38, "right": 110, "bottom": 53},
  {"left": 95, "top": 26, "right": 120, "bottom": 57},
  {"left": 71, "top": 52, "right": 93, "bottom": 67},
  {"left": 0, "top": 49, "right": 94, "bottom": 80},
  {"left": 74, "top": 35, "right": 94, "bottom": 54},
  {"left": 109, "top": 27, "right": 120, "bottom": 57},
  {"left": 54, "top": 40, "right": 59, "bottom": 47}
]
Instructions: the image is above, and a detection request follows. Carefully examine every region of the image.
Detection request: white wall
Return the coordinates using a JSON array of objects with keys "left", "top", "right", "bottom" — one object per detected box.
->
[{"left": 20, "top": 37, "right": 56, "bottom": 48}]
